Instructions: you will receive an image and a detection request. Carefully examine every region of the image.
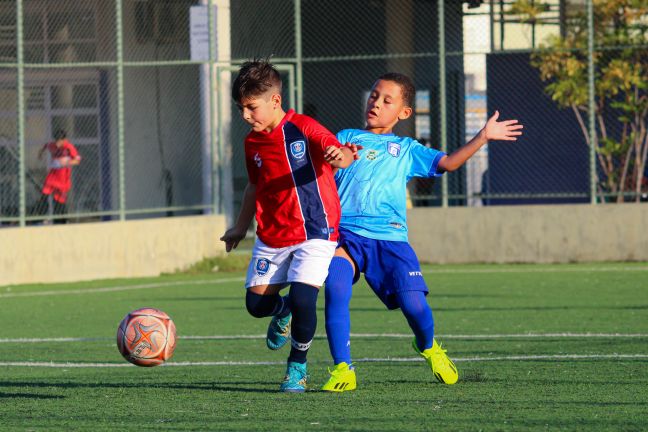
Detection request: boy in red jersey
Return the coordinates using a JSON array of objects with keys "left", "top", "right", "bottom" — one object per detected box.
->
[
  {"left": 35, "top": 129, "right": 81, "bottom": 224},
  {"left": 221, "top": 59, "right": 354, "bottom": 392}
]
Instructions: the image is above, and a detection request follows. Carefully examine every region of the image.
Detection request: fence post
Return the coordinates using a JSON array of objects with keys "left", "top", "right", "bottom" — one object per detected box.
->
[
  {"left": 16, "top": 0, "right": 25, "bottom": 226},
  {"left": 438, "top": 0, "right": 448, "bottom": 207},
  {"left": 207, "top": 0, "right": 218, "bottom": 214},
  {"left": 116, "top": 0, "right": 126, "bottom": 220},
  {"left": 587, "top": 0, "right": 597, "bottom": 204},
  {"left": 294, "top": 0, "right": 303, "bottom": 113}
]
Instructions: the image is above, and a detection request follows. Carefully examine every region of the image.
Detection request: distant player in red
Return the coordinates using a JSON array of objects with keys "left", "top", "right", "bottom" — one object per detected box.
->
[
  {"left": 220, "top": 59, "right": 355, "bottom": 392},
  {"left": 36, "top": 129, "right": 81, "bottom": 224}
]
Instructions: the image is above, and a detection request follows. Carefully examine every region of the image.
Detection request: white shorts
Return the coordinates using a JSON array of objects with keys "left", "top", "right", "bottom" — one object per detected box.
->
[{"left": 245, "top": 238, "right": 337, "bottom": 289}]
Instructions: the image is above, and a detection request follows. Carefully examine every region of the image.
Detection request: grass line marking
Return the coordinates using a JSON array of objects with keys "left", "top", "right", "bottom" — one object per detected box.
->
[
  {"left": 426, "top": 266, "right": 648, "bottom": 274},
  {"left": 1, "top": 353, "right": 647, "bottom": 368},
  {"left": 0, "top": 277, "right": 244, "bottom": 298},
  {"left": 2, "top": 332, "right": 647, "bottom": 344}
]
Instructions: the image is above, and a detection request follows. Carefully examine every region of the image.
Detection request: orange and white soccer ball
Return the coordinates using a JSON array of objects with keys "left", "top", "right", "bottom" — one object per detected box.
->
[{"left": 116, "top": 307, "right": 177, "bottom": 367}]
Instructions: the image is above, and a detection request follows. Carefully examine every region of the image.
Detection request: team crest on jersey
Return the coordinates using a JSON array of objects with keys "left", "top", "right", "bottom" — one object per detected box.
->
[
  {"left": 365, "top": 150, "right": 379, "bottom": 161},
  {"left": 255, "top": 258, "right": 270, "bottom": 276},
  {"left": 388, "top": 142, "right": 401, "bottom": 157},
  {"left": 290, "top": 140, "right": 306, "bottom": 159}
]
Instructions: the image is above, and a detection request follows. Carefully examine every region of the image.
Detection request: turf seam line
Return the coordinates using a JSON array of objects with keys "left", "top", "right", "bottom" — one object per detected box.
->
[
  {"left": 0, "top": 277, "right": 244, "bottom": 298},
  {"left": 2, "top": 332, "right": 647, "bottom": 343},
  {"left": 1, "top": 354, "right": 647, "bottom": 368}
]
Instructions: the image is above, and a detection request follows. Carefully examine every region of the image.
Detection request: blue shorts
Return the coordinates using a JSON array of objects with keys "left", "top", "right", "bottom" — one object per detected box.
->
[{"left": 339, "top": 228, "right": 428, "bottom": 310}]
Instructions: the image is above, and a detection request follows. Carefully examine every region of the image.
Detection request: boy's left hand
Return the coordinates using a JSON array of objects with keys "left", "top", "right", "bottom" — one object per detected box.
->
[
  {"left": 484, "top": 110, "right": 524, "bottom": 141},
  {"left": 324, "top": 145, "right": 344, "bottom": 162}
]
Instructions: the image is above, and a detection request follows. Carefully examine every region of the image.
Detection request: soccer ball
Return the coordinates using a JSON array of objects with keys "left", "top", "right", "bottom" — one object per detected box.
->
[{"left": 116, "top": 307, "right": 177, "bottom": 367}]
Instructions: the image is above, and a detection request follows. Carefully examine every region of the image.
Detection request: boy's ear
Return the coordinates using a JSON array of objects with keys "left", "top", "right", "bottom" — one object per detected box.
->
[
  {"left": 398, "top": 106, "right": 413, "bottom": 120},
  {"left": 271, "top": 93, "right": 282, "bottom": 108}
]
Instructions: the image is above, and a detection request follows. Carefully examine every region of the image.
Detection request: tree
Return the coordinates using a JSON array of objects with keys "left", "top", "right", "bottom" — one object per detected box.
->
[{"left": 512, "top": 0, "right": 648, "bottom": 202}]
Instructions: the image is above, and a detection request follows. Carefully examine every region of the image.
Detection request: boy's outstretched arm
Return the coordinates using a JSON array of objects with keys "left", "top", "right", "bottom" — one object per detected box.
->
[
  {"left": 220, "top": 182, "right": 256, "bottom": 252},
  {"left": 438, "top": 110, "right": 523, "bottom": 172},
  {"left": 324, "top": 145, "right": 355, "bottom": 169}
]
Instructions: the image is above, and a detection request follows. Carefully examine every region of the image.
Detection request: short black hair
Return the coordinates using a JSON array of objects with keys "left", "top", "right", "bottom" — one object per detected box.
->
[
  {"left": 232, "top": 58, "right": 282, "bottom": 103},
  {"left": 377, "top": 72, "right": 415, "bottom": 107},
  {"left": 54, "top": 129, "right": 67, "bottom": 140}
]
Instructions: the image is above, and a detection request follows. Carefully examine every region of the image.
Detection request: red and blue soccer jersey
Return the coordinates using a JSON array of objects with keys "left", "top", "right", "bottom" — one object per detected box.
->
[
  {"left": 245, "top": 109, "right": 342, "bottom": 248},
  {"left": 42, "top": 140, "right": 80, "bottom": 204}
]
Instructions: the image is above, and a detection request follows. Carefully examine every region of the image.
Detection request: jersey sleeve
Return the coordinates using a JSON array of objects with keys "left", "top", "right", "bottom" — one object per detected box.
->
[
  {"left": 408, "top": 140, "right": 446, "bottom": 178},
  {"left": 336, "top": 129, "right": 358, "bottom": 145},
  {"left": 66, "top": 142, "right": 81, "bottom": 160},
  {"left": 244, "top": 140, "right": 259, "bottom": 185},
  {"left": 302, "top": 117, "right": 342, "bottom": 151}
]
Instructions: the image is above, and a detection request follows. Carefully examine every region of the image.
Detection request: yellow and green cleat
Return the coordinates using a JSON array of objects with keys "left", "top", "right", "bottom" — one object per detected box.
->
[
  {"left": 413, "top": 339, "right": 459, "bottom": 385},
  {"left": 321, "top": 362, "right": 357, "bottom": 392}
]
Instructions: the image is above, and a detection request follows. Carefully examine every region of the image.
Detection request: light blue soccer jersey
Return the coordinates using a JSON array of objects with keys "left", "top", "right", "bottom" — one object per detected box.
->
[{"left": 335, "top": 129, "right": 446, "bottom": 242}]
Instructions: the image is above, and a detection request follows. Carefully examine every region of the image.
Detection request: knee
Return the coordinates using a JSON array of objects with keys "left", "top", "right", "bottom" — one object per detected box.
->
[
  {"left": 324, "top": 257, "right": 354, "bottom": 303},
  {"left": 245, "top": 291, "right": 273, "bottom": 318},
  {"left": 289, "top": 283, "right": 319, "bottom": 314}
]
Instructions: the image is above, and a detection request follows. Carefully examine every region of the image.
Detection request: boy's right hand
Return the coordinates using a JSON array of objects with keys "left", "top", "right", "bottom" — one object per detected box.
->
[
  {"left": 345, "top": 143, "right": 364, "bottom": 160},
  {"left": 220, "top": 227, "right": 247, "bottom": 252}
]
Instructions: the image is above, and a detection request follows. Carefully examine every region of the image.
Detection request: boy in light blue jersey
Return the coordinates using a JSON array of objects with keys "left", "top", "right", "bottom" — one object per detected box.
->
[{"left": 319, "top": 73, "right": 524, "bottom": 391}]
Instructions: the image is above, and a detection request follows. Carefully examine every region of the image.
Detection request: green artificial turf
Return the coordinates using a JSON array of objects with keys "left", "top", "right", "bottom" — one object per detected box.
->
[{"left": 1, "top": 263, "right": 647, "bottom": 431}]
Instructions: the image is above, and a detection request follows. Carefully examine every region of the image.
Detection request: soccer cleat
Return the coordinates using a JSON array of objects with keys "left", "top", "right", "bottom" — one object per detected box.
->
[
  {"left": 280, "top": 361, "right": 308, "bottom": 393},
  {"left": 266, "top": 313, "right": 292, "bottom": 350},
  {"left": 321, "top": 362, "right": 357, "bottom": 392},
  {"left": 413, "top": 338, "right": 459, "bottom": 385}
]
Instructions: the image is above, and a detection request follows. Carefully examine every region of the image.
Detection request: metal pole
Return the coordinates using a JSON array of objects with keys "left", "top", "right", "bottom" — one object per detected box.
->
[
  {"left": 208, "top": 0, "right": 218, "bottom": 214},
  {"left": 116, "top": 0, "right": 126, "bottom": 219},
  {"left": 587, "top": 0, "right": 597, "bottom": 204},
  {"left": 438, "top": 0, "right": 448, "bottom": 207},
  {"left": 16, "top": 0, "right": 26, "bottom": 226},
  {"left": 489, "top": 0, "right": 495, "bottom": 52},
  {"left": 294, "top": 0, "right": 303, "bottom": 113}
]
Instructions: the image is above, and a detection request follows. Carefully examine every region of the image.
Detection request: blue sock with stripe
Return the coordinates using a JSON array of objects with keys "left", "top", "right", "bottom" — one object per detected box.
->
[
  {"left": 396, "top": 290, "right": 434, "bottom": 351},
  {"left": 287, "top": 282, "right": 319, "bottom": 364},
  {"left": 324, "top": 257, "right": 354, "bottom": 365}
]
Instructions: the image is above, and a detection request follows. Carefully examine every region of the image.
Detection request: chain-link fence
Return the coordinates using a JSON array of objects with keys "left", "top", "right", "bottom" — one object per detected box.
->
[{"left": 1, "top": 0, "right": 647, "bottom": 226}]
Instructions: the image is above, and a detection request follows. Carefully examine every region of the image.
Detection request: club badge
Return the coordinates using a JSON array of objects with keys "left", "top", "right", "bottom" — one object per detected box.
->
[
  {"left": 255, "top": 258, "right": 270, "bottom": 276},
  {"left": 388, "top": 142, "right": 401, "bottom": 157},
  {"left": 290, "top": 140, "right": 306, "bottom": 159}
]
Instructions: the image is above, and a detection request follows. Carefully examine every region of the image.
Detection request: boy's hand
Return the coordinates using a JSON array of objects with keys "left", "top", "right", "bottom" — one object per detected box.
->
[
  {"left": 483, "top": 110, "right": 523, "bottom": 141},
  {"left": 220, "top": 227, "right": 247, "bottom": 252},
  {"left": 345, "top": 143, "right": 364, "bottom": 160},
  {"left": 324, "top": 145, "right": 344, "bottom": 162}
]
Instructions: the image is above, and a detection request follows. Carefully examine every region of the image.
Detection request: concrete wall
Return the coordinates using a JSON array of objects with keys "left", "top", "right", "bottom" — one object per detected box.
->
[
  {"left": 0, "top": 215, "right": 226, "bottom": 286},
  {"left": 408, "top": 203, "right": 648, "bottom": 263}
]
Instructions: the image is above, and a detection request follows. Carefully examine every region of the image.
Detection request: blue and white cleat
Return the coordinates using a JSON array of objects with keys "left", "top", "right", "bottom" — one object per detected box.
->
[
  {"left": 266, "top": 313, "right": 292, "bottom": 350},
  {"left": 280, "top": 361, "right": 308, "bottom": 393}
]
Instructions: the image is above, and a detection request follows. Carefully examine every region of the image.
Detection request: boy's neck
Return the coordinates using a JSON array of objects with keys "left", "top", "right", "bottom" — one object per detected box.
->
[
  {"left": 265, "top": 108, "right": 288, "bottom": 133},
  {"left": 364, "top": 125, "right": 394, "bottom": 135}
]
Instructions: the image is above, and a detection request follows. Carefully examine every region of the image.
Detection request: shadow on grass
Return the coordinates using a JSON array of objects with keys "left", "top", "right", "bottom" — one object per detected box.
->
[
  {"left": 0, "top": 381, "right": 278, "bottom": 394},
  {"left": 0, "top": 392, "right": 64, "bottom": 399}
]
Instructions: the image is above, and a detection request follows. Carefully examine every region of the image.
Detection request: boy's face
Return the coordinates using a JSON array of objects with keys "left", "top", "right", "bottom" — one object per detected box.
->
[
  {"left": 237, "top": 91, "right": 282, "bottom": 133},
  {"left": 55, "top": 139, "right": 65, "bottom": 147},
  {"left": 365, "top": 79, "right": 412, "bottom": 133}
]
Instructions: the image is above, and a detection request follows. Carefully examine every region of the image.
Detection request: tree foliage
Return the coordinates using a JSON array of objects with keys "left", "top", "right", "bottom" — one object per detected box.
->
[{"left": 512, "top": 0, "right": 648, "bottom": 201}]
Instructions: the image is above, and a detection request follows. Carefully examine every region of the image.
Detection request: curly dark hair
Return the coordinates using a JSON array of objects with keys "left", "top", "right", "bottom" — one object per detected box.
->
[
  {"left": 232, "top": 58, "right": 282, "bottom": 103},
  {"left": 376, "top": 72, "right": 416, "bottom": 107}
]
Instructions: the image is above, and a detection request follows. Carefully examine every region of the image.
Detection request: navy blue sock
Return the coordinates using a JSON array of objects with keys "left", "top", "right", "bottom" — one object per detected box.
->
[
  {"left": 324, "top": 257, "right": 354, "bottom": 364},
  {"left": 396, "top": 290, "right": 435, "bottom": 351},
  {"left": 245, "top": 291, "right": 290, "bottom": 318},
  {"left": 287, "top": 282, "right": 319, "bottom": 364}
]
